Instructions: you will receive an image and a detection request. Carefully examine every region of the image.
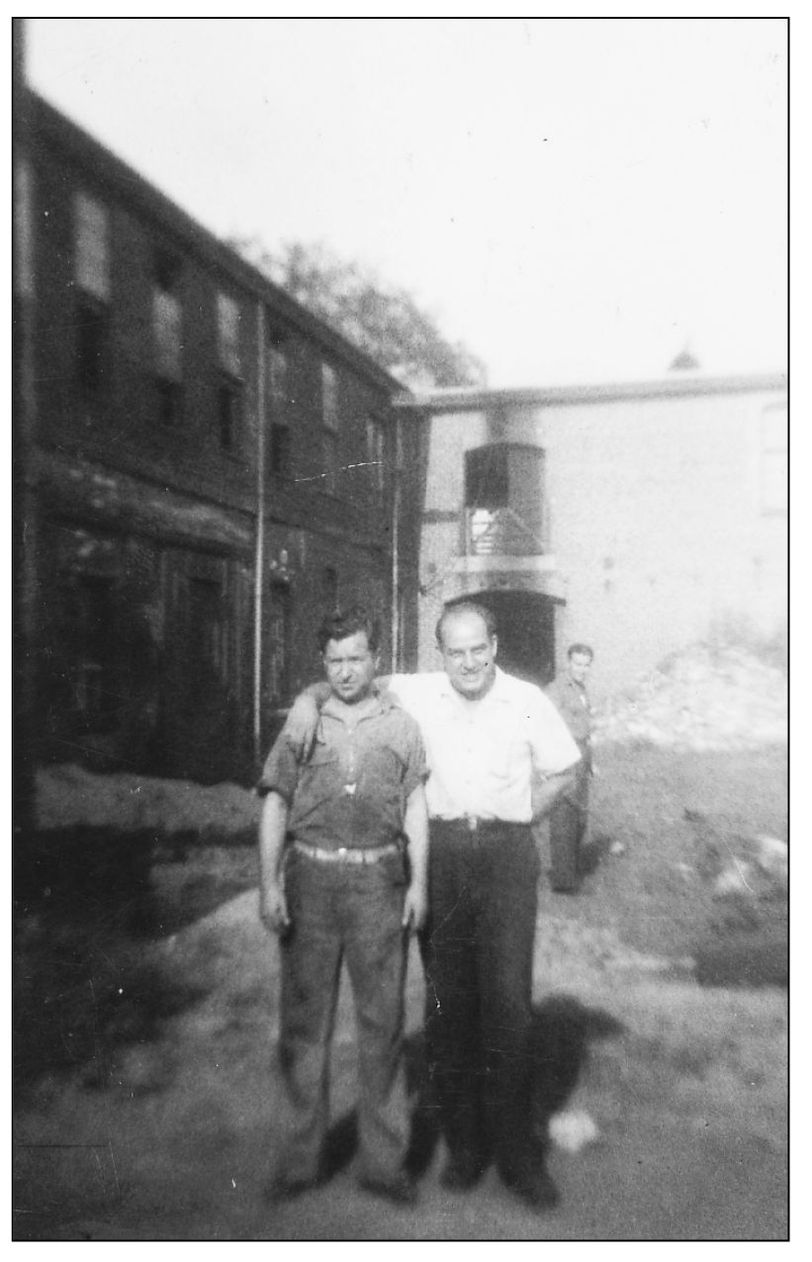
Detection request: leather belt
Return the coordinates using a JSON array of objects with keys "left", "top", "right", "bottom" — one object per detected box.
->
[
  {"left": 431, "top": 812, "right": 527, "bottom": 832},
  {"left": 437, "top": 816, "right": 505, "bottom": 833},
  {"left": 291, "top": 840, "right": 400, "bottom": 865}
]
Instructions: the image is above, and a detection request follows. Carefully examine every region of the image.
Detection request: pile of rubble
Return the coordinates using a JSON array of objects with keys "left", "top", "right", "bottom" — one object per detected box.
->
[
  {"left": 593, "top": 644, "right": 787, "bottom": 751},
  {"left": 34, "top": 762, "right": 260, "bottom": 837}
]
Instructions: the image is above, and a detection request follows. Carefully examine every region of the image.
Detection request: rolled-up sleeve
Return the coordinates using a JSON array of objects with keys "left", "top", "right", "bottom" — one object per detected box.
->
[
  {"left": 256, "top": 736, "right": 300, "bottom": 802},
  {"left": 398, "top": 714, "right": 428, "bottom": 800}
]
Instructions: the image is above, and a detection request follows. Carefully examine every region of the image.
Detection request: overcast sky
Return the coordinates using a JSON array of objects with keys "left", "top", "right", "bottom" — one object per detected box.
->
[{"left": 25, "top": 15, "right": 787, "bottom": 388}]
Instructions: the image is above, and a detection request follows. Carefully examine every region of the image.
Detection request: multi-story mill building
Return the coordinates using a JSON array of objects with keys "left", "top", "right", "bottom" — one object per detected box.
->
[{"left": 14, "top": 88, "right": 422, "bottom": 788}]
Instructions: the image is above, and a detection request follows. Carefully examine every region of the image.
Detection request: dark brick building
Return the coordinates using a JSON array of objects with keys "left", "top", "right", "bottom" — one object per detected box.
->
[{"left": 13, "top": 88, "right": 422, "bottom": 789}]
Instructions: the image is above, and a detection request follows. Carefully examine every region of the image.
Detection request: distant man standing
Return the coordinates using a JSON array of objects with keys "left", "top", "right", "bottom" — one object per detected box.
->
[
  {"left": 545, "top": 643, "right": 595, "bottom": 892},
  {"left": 258, "top": 608, "right": 428, "bottom": 1206}
]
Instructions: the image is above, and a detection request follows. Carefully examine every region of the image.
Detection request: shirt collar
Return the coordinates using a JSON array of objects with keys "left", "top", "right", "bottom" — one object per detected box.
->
[{"left": 322, "top": 684, "right": 397, "bottom": 722}]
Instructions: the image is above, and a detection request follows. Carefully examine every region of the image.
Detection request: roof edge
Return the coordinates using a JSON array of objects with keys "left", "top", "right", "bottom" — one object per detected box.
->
[
  {"left": 397, "top": 372, "right": 787, "bottom": 413},
  {"left": 22, "top": 89, "right": 406, "bottom": 396}
]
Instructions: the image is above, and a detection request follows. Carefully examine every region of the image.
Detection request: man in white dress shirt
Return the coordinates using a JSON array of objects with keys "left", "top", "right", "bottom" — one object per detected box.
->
[{"left": 284, "top": 600, "right": 580, "bottom": 1209}]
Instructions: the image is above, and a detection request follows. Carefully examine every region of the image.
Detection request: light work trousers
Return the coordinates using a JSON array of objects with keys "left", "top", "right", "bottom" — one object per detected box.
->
[{"left": 275, "top": 847, "right": 410, "bottom": 1184}]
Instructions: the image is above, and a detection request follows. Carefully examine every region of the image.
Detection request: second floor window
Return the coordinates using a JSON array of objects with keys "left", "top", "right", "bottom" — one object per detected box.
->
[
  {"left": 218, "top": 373, "right": 242, "bottom": 452},
  {"left": 322, "top": 362, "right": 339, "bottom": 430},
  {"left": 267, "top": 343, "right": 291, "bottom": 478},
  {"left": 465, "top": 443, "right": 546, "bottom": 555},
  {"left": 14, "top": 159, "right": 33, "bottom": 298},
  {"left": 366, "top": 417, "right": 386, "bottom": 496},
  {"left": 153, "top": 249, "right": 183, "bottom": 425},
  {"left": 321, "top": 363, "right": 339, "bottom": 492},
  {"left": 74, "top": 191, "right": 110, "bottom": 301},
  {"left": 216, "top": 293, "right": 242, "bottom": 451},
  {"left": 217, "top": 292, "right": 241, "bottom": 376},
  {"left": 74, "top": 192, "right": 110, "bottom": 397}
]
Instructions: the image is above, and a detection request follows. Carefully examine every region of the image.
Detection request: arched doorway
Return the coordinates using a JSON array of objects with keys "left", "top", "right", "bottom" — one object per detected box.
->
[{"left": 446, "top": 589, "right": 557, "bottom": 687}]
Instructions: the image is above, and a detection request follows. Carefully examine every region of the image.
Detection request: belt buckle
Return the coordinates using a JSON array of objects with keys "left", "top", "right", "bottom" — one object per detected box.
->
[
  {"left": 336, "top": 847, "right": 348, "bottom": 862},
  {"left": 464, "top": 815, "right": 479, "bottom": 833}
]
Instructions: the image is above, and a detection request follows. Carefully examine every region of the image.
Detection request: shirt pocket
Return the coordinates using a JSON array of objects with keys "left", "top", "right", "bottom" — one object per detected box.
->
[
  {"left": 489, "top": 725, "right": 524, "bottom": 781},
  {"left": 358, "top": 745, "right": 406, "bottom": 796},
  {"left": 297, "top": 742, "right": 342, "bottom": 806}
]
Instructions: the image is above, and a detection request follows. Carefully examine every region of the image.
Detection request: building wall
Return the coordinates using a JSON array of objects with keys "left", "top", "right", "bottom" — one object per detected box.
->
[
  {"left": 413, "top": 382, "right": 787, "bottom": 698},
  {"left": 16, "top": 92, "right": 414, "bottom": 785}
]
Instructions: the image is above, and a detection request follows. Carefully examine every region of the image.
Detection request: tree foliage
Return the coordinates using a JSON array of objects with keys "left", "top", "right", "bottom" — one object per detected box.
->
[{"left": 231, "top": 238, "right": 487, "bottom": 390}]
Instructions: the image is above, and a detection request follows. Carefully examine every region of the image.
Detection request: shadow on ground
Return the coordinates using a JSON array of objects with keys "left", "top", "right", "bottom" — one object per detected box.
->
[
  {"left": 13, "top": 827, "right": 255, "bottom": 1097},
  {"left": 321, "top": 995, "right": 625, "bottom": 1183}
]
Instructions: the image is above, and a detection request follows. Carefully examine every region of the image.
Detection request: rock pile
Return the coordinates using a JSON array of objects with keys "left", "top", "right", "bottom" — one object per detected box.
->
[
  {"left": 34, "top": 762, "right": 260, "bottom": 837},
  {"left": 593, "top": 644, "right": 787, "bottom": 751}
]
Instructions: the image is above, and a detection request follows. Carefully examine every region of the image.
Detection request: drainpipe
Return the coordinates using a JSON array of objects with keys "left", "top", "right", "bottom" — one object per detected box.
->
[
  {"left": 390, "top": 411, "right": 401, "bottom": 670},
  {"left": 253, "top": 300, "right": 267, "bottom": 767}
]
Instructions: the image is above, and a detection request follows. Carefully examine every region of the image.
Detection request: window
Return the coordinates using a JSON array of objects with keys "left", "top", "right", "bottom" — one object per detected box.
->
[
  {"left": 188, "top": 576, "right": 226, "bottom": 681},
  {"left": 266, "top": 582, "right": 291, "bottom": 708},
  {"left": 216, "top": 293, "right": 242, "bottom": 451},
  {"left": 69, "top": 574, "right": 118, "bottom": 728},
  {"left": 321, "top": 362, "right": 339, "bottom": 430},
  {"left": 760, "top": 404, "right": 787, "bottom": 515},
  {"left": 14, "top": 159, "right": 33, "bottom": 298},
  {"left": 74, "top": 192, "right": 110, "bottom": 396},
  {"left": 268, "top": 344, "right": 288, "bottom": 408},
  {"left": 267, "top": 342, "right": 291, "bottom": 477},
  {"left": 464, "top": 443, "right": 546, "bottom": 555},
  {"left": 217, "top": 292, "right": 241, "bottom": 376},
  {"left": 321, "top": 363, "right": 339, "bottom": 492},
  {"left": 218, "top": 374, "right": 242, "bottom": 452},
  {"left": 74, "top": 191, "right": 110, "bottom": 300},
  {"left": 76, "top": 292, "right": 107, "bottom": 395},
  {"left": 366, "top": 417, "right": 386, "bottom": 496},
  {"left": 465, "top": 445, "right": 509, "bottom": 508},
  {"left": 152, "top": 248, "right": 184, "bottom": 423}
]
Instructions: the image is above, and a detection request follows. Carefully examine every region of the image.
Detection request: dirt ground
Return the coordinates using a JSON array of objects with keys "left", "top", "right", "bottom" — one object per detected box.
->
[{"left": 13, "top": 646, "right": 789, "bottom": 1241}]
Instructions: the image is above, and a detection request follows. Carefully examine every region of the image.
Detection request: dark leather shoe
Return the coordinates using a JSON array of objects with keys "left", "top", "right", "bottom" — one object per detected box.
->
[
  {"left": 359, "top": 1173, "right": 418, "bottom": 1207},
  {"left": 499, "top": 1162, "right": 560, "bottom": 1210}
]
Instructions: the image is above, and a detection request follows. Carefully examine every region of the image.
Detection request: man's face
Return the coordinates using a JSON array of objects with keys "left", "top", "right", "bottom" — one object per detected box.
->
[
  {"left": 323, "top": 631, "right": 378, "bottom": 705},
  {"left": 568, "top": 652, "right": 593, "bottom": 686},
  {"left": 438, "top": 610, "right": 497, "bottom": 701}
]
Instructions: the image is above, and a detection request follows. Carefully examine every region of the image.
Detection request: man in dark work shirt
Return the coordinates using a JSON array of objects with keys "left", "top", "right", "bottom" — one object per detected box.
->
[{"left": 258, "top": 607, "right": 428, "bottom": 1207}]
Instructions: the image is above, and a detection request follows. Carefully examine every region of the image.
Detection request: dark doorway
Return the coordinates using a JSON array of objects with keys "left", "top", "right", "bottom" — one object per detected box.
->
[{"left": 447, "top": 589, "right": 557, "bottom": 687}]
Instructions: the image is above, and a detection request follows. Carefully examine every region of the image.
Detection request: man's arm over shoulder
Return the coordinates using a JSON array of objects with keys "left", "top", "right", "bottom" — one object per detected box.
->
[{"left": 282, "top": 674, "right": 404, "bottom": 758}]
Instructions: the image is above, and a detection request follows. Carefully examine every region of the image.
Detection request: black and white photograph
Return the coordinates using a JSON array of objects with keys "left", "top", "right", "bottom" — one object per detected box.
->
[{"left": 12, "top": 13, "right": 789, "bottom": 1243}]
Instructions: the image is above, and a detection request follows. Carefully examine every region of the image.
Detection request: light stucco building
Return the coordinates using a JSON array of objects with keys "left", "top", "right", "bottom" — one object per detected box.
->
[{"left": 399, "top": 372, "right": 787, "bottom": 697}]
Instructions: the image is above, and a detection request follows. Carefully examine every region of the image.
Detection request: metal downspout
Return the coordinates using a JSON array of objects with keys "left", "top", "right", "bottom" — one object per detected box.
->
[
  {"left": 391, "top": 412, "right": 400, "bottom": 669},
  {"left": 253, "top": 301, "right": 266, "bottom": 767}
]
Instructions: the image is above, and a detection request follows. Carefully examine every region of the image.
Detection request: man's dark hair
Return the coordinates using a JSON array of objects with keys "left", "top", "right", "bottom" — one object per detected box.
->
[
  {"left": 567, "top": 642, "right": 594, "bottom": 661},
  {"left": 317, "top": 606, "right": 381, "bottom": 655},
  {"left": 435, "top": 600, "right": 497, "bottom": 647}
]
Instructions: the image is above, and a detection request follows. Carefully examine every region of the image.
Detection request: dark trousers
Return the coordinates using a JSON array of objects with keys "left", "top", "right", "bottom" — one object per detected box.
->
[
  {"left": 276, "top": 849, "right": 410, "bottom": 1184},
  {"left": 549, "top": 746, "right": 590, "bottom": 891},
  {"left": 420, "top": 820, "right": 541, "bottom": 1178}
]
